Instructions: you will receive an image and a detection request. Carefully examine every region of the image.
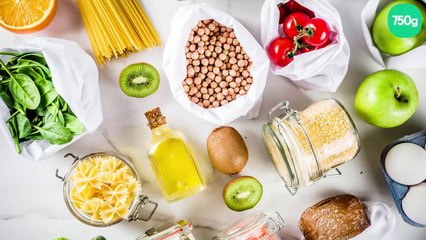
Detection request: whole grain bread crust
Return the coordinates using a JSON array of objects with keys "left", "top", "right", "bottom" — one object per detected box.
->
[{"left": 299, "top": 194, "right": 370, "bottom": 240}]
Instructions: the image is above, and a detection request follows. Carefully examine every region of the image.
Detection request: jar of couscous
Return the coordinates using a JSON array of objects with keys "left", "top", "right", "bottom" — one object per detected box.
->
[{"left": 262, "top": 99, "right": 360, "bottom": 194}]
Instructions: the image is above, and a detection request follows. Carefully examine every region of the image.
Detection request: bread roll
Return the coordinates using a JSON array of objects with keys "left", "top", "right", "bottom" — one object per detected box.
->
[{"left": 299, "top": 194, "right": 370, "bottom": 240}]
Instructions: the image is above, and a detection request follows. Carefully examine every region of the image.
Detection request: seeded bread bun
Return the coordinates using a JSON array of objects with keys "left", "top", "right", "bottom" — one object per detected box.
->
[{"left": 299, "top": 194, "right": 370, "bottom": 240}]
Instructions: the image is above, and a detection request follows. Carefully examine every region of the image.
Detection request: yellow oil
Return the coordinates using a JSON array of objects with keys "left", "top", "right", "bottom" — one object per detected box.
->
[{"left": 150, "top": 137, "right": 205, "bottom": 202}]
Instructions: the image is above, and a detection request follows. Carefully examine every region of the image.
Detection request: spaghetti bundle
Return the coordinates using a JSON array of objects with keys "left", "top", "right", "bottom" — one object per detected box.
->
[{"left": 76, "top": 0, "right": 160, "bottom": 64}]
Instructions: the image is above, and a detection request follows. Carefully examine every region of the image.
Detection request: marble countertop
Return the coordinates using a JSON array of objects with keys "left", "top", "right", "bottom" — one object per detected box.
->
[{"left": 1, "top": 0, "right": 425, "bottom": 239}]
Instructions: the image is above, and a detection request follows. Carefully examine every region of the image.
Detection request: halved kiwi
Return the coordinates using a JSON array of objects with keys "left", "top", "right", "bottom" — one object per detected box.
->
[
  {"left": 119, "top": 62, "right": 160, "bottom": 98},
  {"left": 223, "top": 176, "right": 263, "bottom": 211}
]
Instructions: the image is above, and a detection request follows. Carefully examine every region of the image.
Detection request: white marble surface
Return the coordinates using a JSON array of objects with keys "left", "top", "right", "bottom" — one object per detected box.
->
[{"left": 0, "top": 0, "right": 426, "bottom": 239}]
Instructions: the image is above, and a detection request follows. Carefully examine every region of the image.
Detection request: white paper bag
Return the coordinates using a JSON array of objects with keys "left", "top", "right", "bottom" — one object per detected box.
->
[
  {"left": 361, "top": 0, "right": 426, "bottom": 69},
  {"left": 260, "top": 0, "right": 350, "bottom": 92},
  {"left": 0, "top": 38, "right": 103, "bottom": 161},
  {"left": 163, "top": 4, "right": 270, "bottom": 125}
]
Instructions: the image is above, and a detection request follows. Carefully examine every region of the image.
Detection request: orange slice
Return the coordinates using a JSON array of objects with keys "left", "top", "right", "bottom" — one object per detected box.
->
[{"left": 0, "top": 0, "right": 57, "bottom": 34}]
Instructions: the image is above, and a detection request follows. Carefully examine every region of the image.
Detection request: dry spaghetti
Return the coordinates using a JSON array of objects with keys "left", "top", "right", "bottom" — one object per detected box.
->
[{"left": 76, "top": 0, "right": 160, "bottom": 64}]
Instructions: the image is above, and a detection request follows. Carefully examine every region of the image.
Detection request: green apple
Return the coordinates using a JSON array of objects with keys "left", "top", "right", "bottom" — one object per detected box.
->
[
  {"left": 354, "top": 70, "right": 418, "bottom": 128},
  {"left": 372, "top": 0, "right": 426, "bottom": 55}
]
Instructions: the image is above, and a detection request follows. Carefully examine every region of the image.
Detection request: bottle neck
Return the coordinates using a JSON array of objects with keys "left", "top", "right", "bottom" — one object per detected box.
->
[{"left": 151, "top": 124, "right": 170, "bottom": 136}]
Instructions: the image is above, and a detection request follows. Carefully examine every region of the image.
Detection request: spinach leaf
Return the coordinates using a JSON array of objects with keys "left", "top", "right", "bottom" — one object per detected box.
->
[
  {"left": 34, "top": 78, "right": 58, "bottom": 108},
  {"left": 16, "top": 112, "right": 32, "bottom": 138},
  {"left": 63, "top": 113, "right": 84, "bottom": 135},
  {"left": 8, "top": 73, "right": 41, "bottom": 110},
  {"left": 35, "top": 107, "right": 47, "bottom": 117},
  {"left": 13, "top": 100, "right": 25, "bottom": 113},
  {"left": 34, "top": 122, "right": 73, "bottom": 145},
  {"left": 0, "top": 60, "right": 41, "bottom": 110},
  {"left": 18, "top": 53, "right": 46, "bottom": 65},
  {"left": 57, "top": 110, "right": 65, "bottom": 126},
  {"left": 16, "top": 59, "right": 51, "bottom": 77},
  {"left": 0, "top": 52, "right": 19, "bottom": 57},
  {"left": 7, "top": 116, "right": 20, "bottom": 153},
  {"left": 17, "top": 66, "right": 43, "bottom": 80},
  {"left": 0, "top": 90, "right": 13, "bottom": 109}
]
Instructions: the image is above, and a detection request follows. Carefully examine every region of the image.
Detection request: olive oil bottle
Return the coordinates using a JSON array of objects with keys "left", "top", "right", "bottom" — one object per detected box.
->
[{"left": 145, "top": 107, "right": 206, "bottom": 202}]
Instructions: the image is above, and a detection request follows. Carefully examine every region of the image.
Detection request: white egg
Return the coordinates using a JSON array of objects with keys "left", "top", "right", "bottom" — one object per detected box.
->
[
  {"left": 402, "top": 183, "right": 426, "bottom": 225},
  {"left": 385, "top": 143, "right": 426, "bottom": 185}
]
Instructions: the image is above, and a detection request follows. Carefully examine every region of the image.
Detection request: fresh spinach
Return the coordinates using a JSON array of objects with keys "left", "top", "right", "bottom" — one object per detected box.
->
[
  {"left": 35, "top": 78, "right": 58, "bottom": 108},
  {"left": 63, "top": 113, "right": 84, "bottom": 134},
  {"left": 0, "top": 52, "right": 84, "bottom": 153},
  {"left": 0, "top": 61, "right": 41, "bottom": 110},
  {"left": 16, "top": 113, "right": 32, "bottom": 138},
  {"left": 34, "top": 122, "right": 73, "bottom": 145}
]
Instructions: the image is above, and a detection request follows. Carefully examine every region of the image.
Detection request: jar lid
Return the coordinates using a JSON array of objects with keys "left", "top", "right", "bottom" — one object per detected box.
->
[
  {"left": 137, "top": 220, "right": 194, "bottom": 240},
  {"left": 213, "top": 212, "right": 284, "bottom": 240}
]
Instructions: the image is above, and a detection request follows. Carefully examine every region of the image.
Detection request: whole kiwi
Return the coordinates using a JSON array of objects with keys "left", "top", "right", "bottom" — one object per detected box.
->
[{"left": 207, "top": 126, "right": 248, "bottom": 174}]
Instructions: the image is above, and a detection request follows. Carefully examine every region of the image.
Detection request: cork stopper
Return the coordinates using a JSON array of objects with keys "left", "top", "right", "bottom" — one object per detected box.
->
[{"left": 145, "top": 107, "right": 167, "bottom": 129}]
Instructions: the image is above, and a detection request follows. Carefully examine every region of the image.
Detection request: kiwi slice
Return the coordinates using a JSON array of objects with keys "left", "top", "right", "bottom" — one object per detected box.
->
[
  {"left": 119, "top": 63, "right": 160, "bottom": 98},
  {"left": 223, "top": 176, "right": 263, "bottom": 211}
]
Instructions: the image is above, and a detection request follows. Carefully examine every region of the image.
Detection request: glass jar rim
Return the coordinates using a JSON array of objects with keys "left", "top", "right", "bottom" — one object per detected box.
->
[
  {"left": 137, "top": 220, "right": 193, "bottom": 240},
  {"left": 62, "top": 151, "right": 143, "bottom": 227},
  {"left": 213, "top": 212, "right": 285, "bottom": 240}
]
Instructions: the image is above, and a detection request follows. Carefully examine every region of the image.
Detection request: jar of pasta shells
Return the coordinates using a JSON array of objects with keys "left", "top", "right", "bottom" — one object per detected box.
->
[
  {"left": 262, "top": 99, "right": 360, "bottom": 195},
  {"left": 56, "top": 152, "right": 158, "bottom": 227}
]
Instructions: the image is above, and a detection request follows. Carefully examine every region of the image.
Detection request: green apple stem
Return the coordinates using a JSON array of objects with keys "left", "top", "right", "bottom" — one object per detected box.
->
[
  {"left": 394, "top": 86, "right": 409, "bottom": 103},
  {"left": 395, "top": 86, "right": 401, "bottom": 99}
]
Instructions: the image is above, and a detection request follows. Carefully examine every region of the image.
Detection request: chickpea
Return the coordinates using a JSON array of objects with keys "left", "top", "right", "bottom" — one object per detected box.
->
[
  {"left": 186, "top": 78, "right": 194, "bottom": 85},
  {"left": 183, "top": 85, "right": 190, "bottom": 93},
  {"left": 191, "top": 97, "right": 199, "bottom": 103},
  {"left": 203, "top": 100, "right": 210, "bottom": 107},
  {"left": 211, "top": 81, "right": 218, "bottom": 89},
  {"left": 194, "top": 35, "right": 201, "bottom": 43},
  {"left": 219, "top": 81, "right": 227, "bottom": 88},
  {"left": 189, "top": 87, "right": 198, "bottom": 96},
  {"left": 194, "top": 77, "right": 202, "bottom": 85}
]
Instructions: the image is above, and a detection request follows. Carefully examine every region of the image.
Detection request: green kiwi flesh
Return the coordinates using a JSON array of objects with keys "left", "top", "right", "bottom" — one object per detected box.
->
[
  {"left": 223, "top": 176, "right": 263, "bottom": 211},
  {"left": 119, "top": 63, "right": 160, "bottom": 98}
]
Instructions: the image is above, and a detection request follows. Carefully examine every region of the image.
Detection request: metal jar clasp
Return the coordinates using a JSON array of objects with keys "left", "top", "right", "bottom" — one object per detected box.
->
[
  {"left": 127, "top": 195, "right": 158, "bottom": 222},
  {"left": 55, "top": 153, "right": 79, "bottom": 181}
]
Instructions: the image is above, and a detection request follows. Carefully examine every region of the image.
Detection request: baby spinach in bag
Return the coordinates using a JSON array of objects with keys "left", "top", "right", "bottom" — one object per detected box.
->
[{"left": 0, "top": 52, "right": 84, "bottom": 153}]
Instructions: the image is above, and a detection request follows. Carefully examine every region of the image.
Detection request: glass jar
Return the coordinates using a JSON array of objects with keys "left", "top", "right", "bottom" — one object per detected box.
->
[
  {"left": 213, "top": 212, "right": 285, "bottom": 240},
  {"left": 262, "top": 99, "right": 360, "bottom": 194},
  {"left": 137, "top": 220, "right": 196, "bottom": 240},
  {"left": 56, "top": 152, "right": 158, "bottom": 227}
]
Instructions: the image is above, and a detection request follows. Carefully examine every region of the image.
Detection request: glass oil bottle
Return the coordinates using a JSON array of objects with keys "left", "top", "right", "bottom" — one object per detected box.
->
[{"left": 145, "top": 107, "right": 206, "bottom": 202}]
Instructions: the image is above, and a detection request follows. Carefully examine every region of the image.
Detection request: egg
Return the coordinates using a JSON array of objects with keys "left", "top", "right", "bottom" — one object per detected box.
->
[
  {"left": 402, "top": 183, "right": 426, "bottom": 225},
  {"left": 385, "top": 143, "right": 426, "bottom": 185}
]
